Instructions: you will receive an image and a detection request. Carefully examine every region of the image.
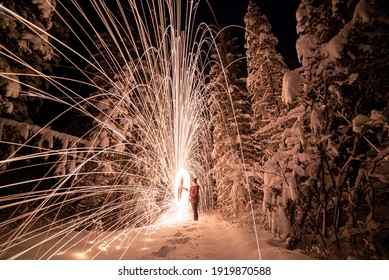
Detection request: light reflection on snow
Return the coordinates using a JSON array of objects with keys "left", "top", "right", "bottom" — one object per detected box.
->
[{"left": 74, "top": 252, "right": 87, "bottom": 259}]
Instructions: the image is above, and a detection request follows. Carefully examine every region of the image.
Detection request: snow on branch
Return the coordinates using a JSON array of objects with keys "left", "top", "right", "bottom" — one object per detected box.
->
[
  {"left": 0, "top": 117, "right": 88, "bottom": 147},
  {"left": 282, "top": 70, "right": 304, "bottom": 105}
]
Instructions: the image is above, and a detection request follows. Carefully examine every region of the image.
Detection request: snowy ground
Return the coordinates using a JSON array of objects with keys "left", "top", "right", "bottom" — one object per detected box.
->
[{"left": 1, "top": 211, "right": 314, "bottom": 260}]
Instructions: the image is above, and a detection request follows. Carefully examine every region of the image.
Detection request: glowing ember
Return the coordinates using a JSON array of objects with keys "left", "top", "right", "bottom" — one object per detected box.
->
[{"left": 174, "top": 168, "right": 191, "bottom": 206}]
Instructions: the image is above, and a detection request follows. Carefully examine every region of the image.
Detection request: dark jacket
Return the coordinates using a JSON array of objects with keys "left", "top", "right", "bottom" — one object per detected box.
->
[{"left": 189, "top": 184, "right": 199, "bottom": 204}]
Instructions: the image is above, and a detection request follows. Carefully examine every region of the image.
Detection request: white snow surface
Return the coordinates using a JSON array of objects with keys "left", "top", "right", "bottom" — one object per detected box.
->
[{"left": 0, "top": 211, "right": 314, "bottom": 260}]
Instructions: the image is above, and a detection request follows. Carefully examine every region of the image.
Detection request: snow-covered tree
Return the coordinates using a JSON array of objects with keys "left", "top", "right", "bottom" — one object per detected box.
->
[
  {"left": 244, "top": 0, "right": 288, "bottom": 187},
  {"left": 209, "top": 29, "right": 258, "bottom": 222},
  {"left": 58, "top": 27, "right": 168, "bottom": 228},
  {"left": 0, "top": 0, "right": 74, "bottom": 175},
  {"left": 296, "top": 0, "right": 388, "bottom": 259},
  {"left": 263, "top": 0, "right": 389, "bottom": 259},
  {"left": 0, "top": 0, "right": 58, "bottom": 122},
  {"left": 244, "top": 0, "right": 287, "bottom": 138},
  {"left": 258, "top": 0, "right": 330, "bottom": 250}
]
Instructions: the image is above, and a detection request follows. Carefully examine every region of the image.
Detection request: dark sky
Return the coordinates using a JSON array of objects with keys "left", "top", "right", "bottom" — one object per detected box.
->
[{"left": 200, "top": 0, "right": 301, "bottom": 68}]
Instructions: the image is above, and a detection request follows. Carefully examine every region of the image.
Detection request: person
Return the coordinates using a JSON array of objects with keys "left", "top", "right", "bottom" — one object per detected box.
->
[{"left": 189, "top": 176, "right": 200, "bottom": 221}]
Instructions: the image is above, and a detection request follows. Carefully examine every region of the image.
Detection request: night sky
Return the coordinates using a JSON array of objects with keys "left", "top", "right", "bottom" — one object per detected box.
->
[{"left": 203, "top": 0, "right": 301, "bottom": 68}]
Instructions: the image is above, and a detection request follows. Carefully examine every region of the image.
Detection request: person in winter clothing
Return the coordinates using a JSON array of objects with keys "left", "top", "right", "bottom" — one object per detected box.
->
[{"left": 189, "top": 177, "right": 200, "bottom": 221}]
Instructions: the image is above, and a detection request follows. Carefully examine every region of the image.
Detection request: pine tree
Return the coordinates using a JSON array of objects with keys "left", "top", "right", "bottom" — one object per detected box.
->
[
  {"left": 244, "top": 0, "right": 294, "bottom": 231},
  {"left": 0, "top": 0, "right": 74, "bottom": 173},
  {"left": 244, "top": 0, "right": 287, "bottom": 134},
  {"left": 0, "top": 0, "right": 58, "bottom": 122},
  {"left": 263, "top": 0, "right": 389, "bottom": 259},
  {"left": 209, "top": 29, "right": 257, "bottom": 222},
  {"left": 65, "top": 26, "right": 172, "bottom": 228},
  {"left": 244, "top": 0, "right": 287, "bottom": 166}
]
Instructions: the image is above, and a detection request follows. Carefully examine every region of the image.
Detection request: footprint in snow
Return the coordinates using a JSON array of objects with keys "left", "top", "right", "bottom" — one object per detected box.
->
[{"left": 153, "top": 245, "right": 175, "bottom": 257}]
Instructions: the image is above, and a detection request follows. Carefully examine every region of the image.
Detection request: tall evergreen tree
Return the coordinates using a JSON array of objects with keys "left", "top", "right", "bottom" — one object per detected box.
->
[
  {"left": 209, "top": 29, "right": 258, "bottom": 222},
  {"left": 244, "top": 0, "right": 287, "bottom": 165}
]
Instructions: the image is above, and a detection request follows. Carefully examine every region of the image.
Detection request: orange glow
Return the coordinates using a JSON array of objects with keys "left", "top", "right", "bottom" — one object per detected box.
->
[
  {"left": 74, "top": 252, "right": 87, "bottom": 259},
  {"left": 174, "top": 168, "right": 190, "bottom": 207}
]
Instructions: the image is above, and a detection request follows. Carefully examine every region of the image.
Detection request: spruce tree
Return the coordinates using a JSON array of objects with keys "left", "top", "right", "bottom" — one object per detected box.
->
[
  {"left": 209, "top": 29, "right": 257, "bottom": 222},
  {"left": 244, "top": 0, "right": 287, "bottom": 166},
  {"left": 0, "top": 0, "right": 59, "bottom": 122},
  {"left": 263, "top": 0, "right": 389, "bottom": 259}
]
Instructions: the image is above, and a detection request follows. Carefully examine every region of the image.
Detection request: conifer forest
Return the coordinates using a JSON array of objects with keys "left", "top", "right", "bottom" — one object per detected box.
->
[{"left": 0, "top": 0, "right": 388, "bottom": 260}]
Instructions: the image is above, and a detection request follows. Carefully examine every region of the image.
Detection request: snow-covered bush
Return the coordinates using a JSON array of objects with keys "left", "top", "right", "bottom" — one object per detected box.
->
[{"left": 261, "top": 0, "right": 389, "bottom": 259}]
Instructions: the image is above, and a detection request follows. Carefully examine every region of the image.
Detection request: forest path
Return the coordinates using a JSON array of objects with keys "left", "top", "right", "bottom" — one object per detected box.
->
[
  {"left": 119, "top": 211, "right": 314, "bottom": 260},
  {"left": 1, "top": 211, "right": 314, "bottom": 260}
]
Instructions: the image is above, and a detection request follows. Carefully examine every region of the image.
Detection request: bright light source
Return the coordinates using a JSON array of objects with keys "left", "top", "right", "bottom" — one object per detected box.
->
[
  {"left": 74, "top": 252, "right": 87, "bottom": 259},
  {"left": 174, "top": 168, "right": 190, "bottom": 207},
  {"left": 160, "top": 168, "right": 192, "bottom": 223}
]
